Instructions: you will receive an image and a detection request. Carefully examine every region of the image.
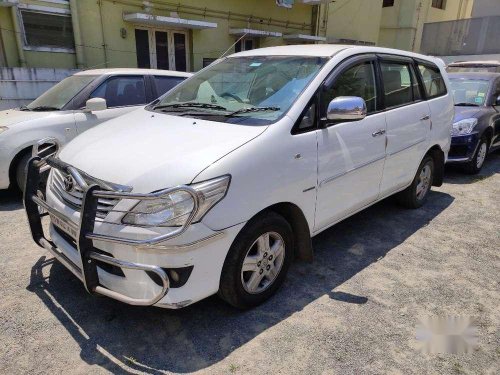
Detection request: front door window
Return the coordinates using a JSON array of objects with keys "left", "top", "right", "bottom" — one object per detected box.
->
[{"left": 135, "top": 28, "right": 188, "bottom": 71}]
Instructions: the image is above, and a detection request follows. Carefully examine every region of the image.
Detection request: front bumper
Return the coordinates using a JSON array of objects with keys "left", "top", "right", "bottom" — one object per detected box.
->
[
  {"left": 24, "top": 156, "right": 242, "bottom": 308},
  {"left": 447, "top": 132, "right": 479, "bottom": 163}
]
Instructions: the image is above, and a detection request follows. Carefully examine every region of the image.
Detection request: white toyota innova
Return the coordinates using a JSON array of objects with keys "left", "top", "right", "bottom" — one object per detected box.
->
[{"left": 24, "top": 45, "right": 453, "bottom": 309}]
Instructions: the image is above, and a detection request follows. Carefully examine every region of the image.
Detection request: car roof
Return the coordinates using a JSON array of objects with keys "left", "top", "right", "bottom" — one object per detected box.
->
[
  {"left": 75, "top": 68, "right": 192, "bottom": 77},
  {"left": 448, "top": 72, "right": 500, "bottom": 80},
  {"left": 448, "top": 60, "right": 500, "bottom": 67},
  {"left": 229, "top": 44, "right": 443, "bottom": 65}
]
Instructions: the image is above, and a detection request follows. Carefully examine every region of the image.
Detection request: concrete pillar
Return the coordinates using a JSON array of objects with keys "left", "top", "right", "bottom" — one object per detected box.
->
[
  {"left": 69, "top": 0, "right": 85, "bottom": 69},
  {"left": 10, "top": 6, "right": 27, "bottom": 67}
]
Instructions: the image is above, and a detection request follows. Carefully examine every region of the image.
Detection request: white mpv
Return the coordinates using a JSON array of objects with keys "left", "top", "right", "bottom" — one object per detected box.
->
[{"left": 24, "top": 45, "right": 453, "bottom": 309}]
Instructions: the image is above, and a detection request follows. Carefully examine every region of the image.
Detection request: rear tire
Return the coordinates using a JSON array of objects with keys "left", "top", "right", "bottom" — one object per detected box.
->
[
  {"left": 15, "top": 153, "right": 32, "bottom": 193},
  {"left": 464, "top": 136, "right": 488, "bottom": 175},
  {"left": 218, "top": 212, "right": 293, "bottom": 309},
  {"left": 397, "top": 156, "right": 434, "bottom": 209}
]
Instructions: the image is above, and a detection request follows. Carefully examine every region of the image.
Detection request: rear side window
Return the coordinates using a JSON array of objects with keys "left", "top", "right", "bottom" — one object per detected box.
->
[
  {"left": 154, "top": 76, "right": 186, "bottom": 97},
  {"left": 418, "top": 64, "right": 447, "bottom": 98},
  {"left": 380, "top": 62, "right": 421, "bottom": 108},
  {"left": 90, "top": 76, "right": 146, "bottom": 107}
]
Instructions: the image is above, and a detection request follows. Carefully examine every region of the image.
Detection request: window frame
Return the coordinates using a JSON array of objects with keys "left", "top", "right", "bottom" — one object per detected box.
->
[
  {"left": 320, "top": 54, "right": 383, "bottom": 128},
  {"left": 414, "top": 58, "right": 448, "bottom": 100},
  {"left": 377, "top": 55, "right": 425, "bottom": 110},
  {"left": 18, "top": 8, "right": 75, "bottom": 53},
  {"left": 84, "top": 75, "right": 152, "bottom": 109}
]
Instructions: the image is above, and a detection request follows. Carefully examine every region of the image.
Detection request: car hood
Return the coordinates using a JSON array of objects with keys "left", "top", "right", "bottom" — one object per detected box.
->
[
  {"left": 453, "top": 106, "right": 483, "bottom": 122},
  {"left": 0, "top": 109, "right": 55, "bottom": 127},
  {"left": 59, "top": 108, "right": 268, "bottom": 192}
]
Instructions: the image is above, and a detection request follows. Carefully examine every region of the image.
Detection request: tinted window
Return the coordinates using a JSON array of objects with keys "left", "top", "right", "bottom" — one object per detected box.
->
[
  {"left": 90, "top": 76, "right": 146, "bottom": 107},
  {"left": 154, "top": 76, "right": 186, "bottom": 96},
  {"left": 418, "top": 64, "right": 447, "bottom": 98},
  {"left": 323, "top": 61, "right": 378, "bottom": 114},
  {"left": 380, "top": 62, "right": 415, "bottom": 108}
]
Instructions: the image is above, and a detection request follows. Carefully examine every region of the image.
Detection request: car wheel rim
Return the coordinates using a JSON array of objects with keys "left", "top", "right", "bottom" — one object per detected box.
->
[
  {"left": 416, "top": 164, "right": 431, "bottom": 201},
  {"left": 241, "top": 231, "right": 285, "bottom": 294},
  {"left": 476, "top": 142, "right": 487, "bottom": 168}
]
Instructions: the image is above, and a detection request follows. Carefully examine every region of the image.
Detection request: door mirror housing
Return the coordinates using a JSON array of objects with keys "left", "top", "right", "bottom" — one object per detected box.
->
[
  {"left": 84, "top": 98, "right": 107, "bottom": 112},
  {"left": 326, "top": 96, "right": 367, "bottom": 122},
  {"left": 495, "top": 94, "right": 500, "bottom": 106}
]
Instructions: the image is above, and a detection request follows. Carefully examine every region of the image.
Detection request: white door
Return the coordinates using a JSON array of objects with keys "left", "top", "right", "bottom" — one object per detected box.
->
[
  {"left": 74, "top": 75, "right": 147, "bottom": 134},
  {"left": 315, "top": 58, "right": 387, "bottom": 232},
  {"left": 378, "top": 59, "right": 431, "bottom": 196},
  {"left": 134, "top": 28, "right": 189, "bottom": 71}
]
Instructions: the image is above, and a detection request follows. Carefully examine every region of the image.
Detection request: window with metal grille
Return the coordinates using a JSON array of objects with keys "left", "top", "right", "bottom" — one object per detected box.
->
[
  {"left": 20, "top": 10, "right": 74, "bottom": 49},
  {"left": 383, "top": 0, "right": 394, "bottom": 7},
  {"left": 432, "top": 0, "right": 446, "bottom": 9}
]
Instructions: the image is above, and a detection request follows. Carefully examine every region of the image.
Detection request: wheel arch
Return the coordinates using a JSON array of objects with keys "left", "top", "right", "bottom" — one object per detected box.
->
[
  {"left": 482, "top": 126, "right": 493, "bottom": 145},
  {"left": 425, "top": 144, "right": 445, "bottom": 187},
  {"left": 244, "top": 202, "right": 313, "bottom": 262}
]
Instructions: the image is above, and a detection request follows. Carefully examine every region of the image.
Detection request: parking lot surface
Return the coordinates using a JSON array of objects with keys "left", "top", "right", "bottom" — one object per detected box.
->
[{"left": 0, "top": 154, "right": 498, "bottom": 375}]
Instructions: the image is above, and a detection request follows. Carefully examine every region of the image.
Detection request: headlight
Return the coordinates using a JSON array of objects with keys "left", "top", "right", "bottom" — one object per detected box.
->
[
  {"left": 451, "top": 118, "right": 477, "bottom": 136},
  {"left": 0, "top": 126, "right": 8, "bottom": 134},
  {"left": 122, "top": 175, "right": 230, "bottom": 227}
]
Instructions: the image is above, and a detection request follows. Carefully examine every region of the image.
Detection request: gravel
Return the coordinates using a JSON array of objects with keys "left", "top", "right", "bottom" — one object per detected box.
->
[{"left": 0, "top": 153, "right": 498, "bottom": 375}]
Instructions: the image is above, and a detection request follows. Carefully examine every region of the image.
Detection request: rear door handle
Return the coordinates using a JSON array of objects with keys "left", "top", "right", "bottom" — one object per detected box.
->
[
  {"left": 372, "top": 129, "right": 386, "bottom": 137},
  {"left": 420, "top": 115, "right": 430, "bottom": 121}
]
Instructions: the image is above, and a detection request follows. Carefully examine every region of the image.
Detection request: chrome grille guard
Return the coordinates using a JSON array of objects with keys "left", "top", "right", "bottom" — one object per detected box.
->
[{"left": 23, "top": 156, "right": 200, "bottom": 306}]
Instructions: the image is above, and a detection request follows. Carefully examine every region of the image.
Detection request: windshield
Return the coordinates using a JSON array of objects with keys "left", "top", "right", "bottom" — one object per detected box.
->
[
  {"left": 152, "top": 56, "right": 327, "bottom": 125},
  {"left": 26, "top": 75, "right": 97, "bottom": 111},
  {"left": 449, "top": 78, "right": 491, "bottom": 106}
]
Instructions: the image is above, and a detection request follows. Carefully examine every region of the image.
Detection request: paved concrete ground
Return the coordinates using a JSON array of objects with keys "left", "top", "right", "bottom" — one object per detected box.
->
[{"left": 0, "top": 154, "right": 498, "bottom": 375}]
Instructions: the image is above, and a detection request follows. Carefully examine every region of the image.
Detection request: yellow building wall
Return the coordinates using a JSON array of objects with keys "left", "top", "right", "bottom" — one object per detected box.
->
[
  {"left": 378, "top": 0, "right": 474, "bottom": 52},
  {"left": 0, "top": 7, "right": 19, "bottom": 67},
  {"left": 324, "top": 0, "right": 383, "bottom": 45}
]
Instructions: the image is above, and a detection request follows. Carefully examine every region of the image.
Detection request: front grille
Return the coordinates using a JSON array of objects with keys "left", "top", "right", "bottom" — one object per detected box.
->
[{"left": 51, "top": 169, "right": 120, "bottom": 218}]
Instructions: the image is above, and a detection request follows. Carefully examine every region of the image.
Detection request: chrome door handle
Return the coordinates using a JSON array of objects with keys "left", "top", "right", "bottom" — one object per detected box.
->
[
  {"left": 420, "top": 115, "right": 430, "bottom": 121},
  {"left": 372, "top": 129, "right": 386, "bottom": 137}
]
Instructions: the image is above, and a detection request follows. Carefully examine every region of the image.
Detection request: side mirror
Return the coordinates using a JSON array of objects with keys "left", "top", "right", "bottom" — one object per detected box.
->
[
  {"left": 495, "top": 94, "right": 500, "bottom": 106},
  {"left": 326, "top": 96, "right": 367, "bottom": 122},
  {"left": 84, "top": 98, "right": 107, "bottom": 112}
]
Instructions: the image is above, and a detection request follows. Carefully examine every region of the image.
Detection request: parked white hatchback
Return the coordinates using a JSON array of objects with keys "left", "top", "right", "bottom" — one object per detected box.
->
[
  {"left": 24, "top": 45, "right": 453, "bottom": 309},
  {"left": 0, "top": 68, "right": 190, "bottom": 191}
]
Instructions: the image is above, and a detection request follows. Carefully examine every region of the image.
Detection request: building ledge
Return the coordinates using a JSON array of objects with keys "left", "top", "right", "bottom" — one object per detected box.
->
[
  {"left": 283, "top": 34, "right": 326, "bottom": 42},
  {"left": 229, "top": 28, "right": 282, "bottom": 38},
  {"left": 123, "top": 13, "right": 218, "bottom": 29}
]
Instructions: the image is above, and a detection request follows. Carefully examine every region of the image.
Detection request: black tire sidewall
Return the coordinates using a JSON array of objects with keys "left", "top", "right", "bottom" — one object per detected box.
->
[
  {"left": 219, "top": 212, "right": 293, "bottom": 309},
  {"left": 15, "top": 153, "right": 32, "bottom": 192},
  {"left": 411, "top": 156, "right": 434, "bottom": 207}
]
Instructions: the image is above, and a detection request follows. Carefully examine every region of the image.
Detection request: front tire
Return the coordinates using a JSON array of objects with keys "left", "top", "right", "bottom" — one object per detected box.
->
[
  {"left": 218, "top": 212, "right": 293, "bottom": 309},
  {"left": 464, "top": 136, "right": 488, "bottom": 175},
  {"left": 397, "top": 155, "right": 434, "bottom": 209},
  {"left": 15, "top": 153, "right": 32, "bottom": 192}
]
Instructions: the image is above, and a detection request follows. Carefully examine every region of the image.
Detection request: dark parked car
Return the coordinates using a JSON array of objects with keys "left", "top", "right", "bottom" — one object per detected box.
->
[{"left": 447, "top": 72, "right": 500, "bottom": 173}]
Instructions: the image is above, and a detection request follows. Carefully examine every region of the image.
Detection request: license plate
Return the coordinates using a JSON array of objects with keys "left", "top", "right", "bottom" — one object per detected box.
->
[{"left": 50, "top": 214, "right": 78, "bottom": 239}]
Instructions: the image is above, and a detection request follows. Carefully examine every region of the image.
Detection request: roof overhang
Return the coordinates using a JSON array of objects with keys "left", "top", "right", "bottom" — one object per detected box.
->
[
  {"left": 0, "top": 0, "right": 18, "bottom": 7},
  {"left": 123, "top": 13, "right": 217, "bottom": 30},
  {"left": 283, "top": 34, "right": 326, "bottom": 43},
  {"left": 229, "top": 28, "right": 282, "bottom": 38}
]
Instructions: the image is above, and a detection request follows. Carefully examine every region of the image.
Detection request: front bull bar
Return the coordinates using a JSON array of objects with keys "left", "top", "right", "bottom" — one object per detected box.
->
[{"left": 23, "top": 156, "right": 198, "bottom": 306}]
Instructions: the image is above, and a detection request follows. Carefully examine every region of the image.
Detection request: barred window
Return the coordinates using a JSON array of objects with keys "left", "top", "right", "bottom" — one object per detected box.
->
[{"left": 21, "top": 10, "right": 75, "bottom": 49}]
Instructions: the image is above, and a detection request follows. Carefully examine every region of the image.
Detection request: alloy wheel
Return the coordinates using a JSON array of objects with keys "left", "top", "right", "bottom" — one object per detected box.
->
[
  {"left": 416, "top": 164, "right": 432, "bottom": 200},
  {"left": 476, "top": 142, "right": 487, "bottom": 169}
]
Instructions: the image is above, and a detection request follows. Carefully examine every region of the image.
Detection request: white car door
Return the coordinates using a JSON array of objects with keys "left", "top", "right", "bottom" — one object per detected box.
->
[
  {"left": 378, "top": 58, "right": 431, "bottom": 197},
  {"left": 74, "top": 75, "right": 148, "bottom": 134},
  {"left": 315, "top": 57, "right": 387, "bottom": 232}
]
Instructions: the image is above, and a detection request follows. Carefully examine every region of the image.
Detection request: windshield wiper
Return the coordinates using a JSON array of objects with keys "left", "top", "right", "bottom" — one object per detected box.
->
[
  {"left": 28, "top": 106, "right": 61, "bottom": 111},
  {"left": 455, "top": 102, "right": 480, "bottom": 107},
  {"left": 153, "top": 102, "right": 227, "bottom": 111},
  {"left": 19, "top": 105, "right": 31, "bottom": 111},
  {"left": 226, "top": 106, "right": 280, "bottom": 117}
]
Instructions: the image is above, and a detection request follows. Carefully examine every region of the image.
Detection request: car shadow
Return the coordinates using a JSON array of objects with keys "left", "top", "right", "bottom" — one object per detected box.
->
[
  {"left": 26, "top": 190, "right": 454, "bottom": 374},
  {"left": 0, "top": 189, "right": 22, "bottom": 211},
  {"left": 444, "top": 152, "right": 499, "bottom": 185}
]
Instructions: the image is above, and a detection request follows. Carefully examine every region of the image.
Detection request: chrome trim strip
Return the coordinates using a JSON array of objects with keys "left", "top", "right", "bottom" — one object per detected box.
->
[
  {"left": 137, "top": 231, "right": 225, "bottom": 250},
  {"left": 319, "top": 155, "right": 386, "bottom": 187},
  {"left": 387, "top": 138, "right": 426, "bottom": 157}
]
